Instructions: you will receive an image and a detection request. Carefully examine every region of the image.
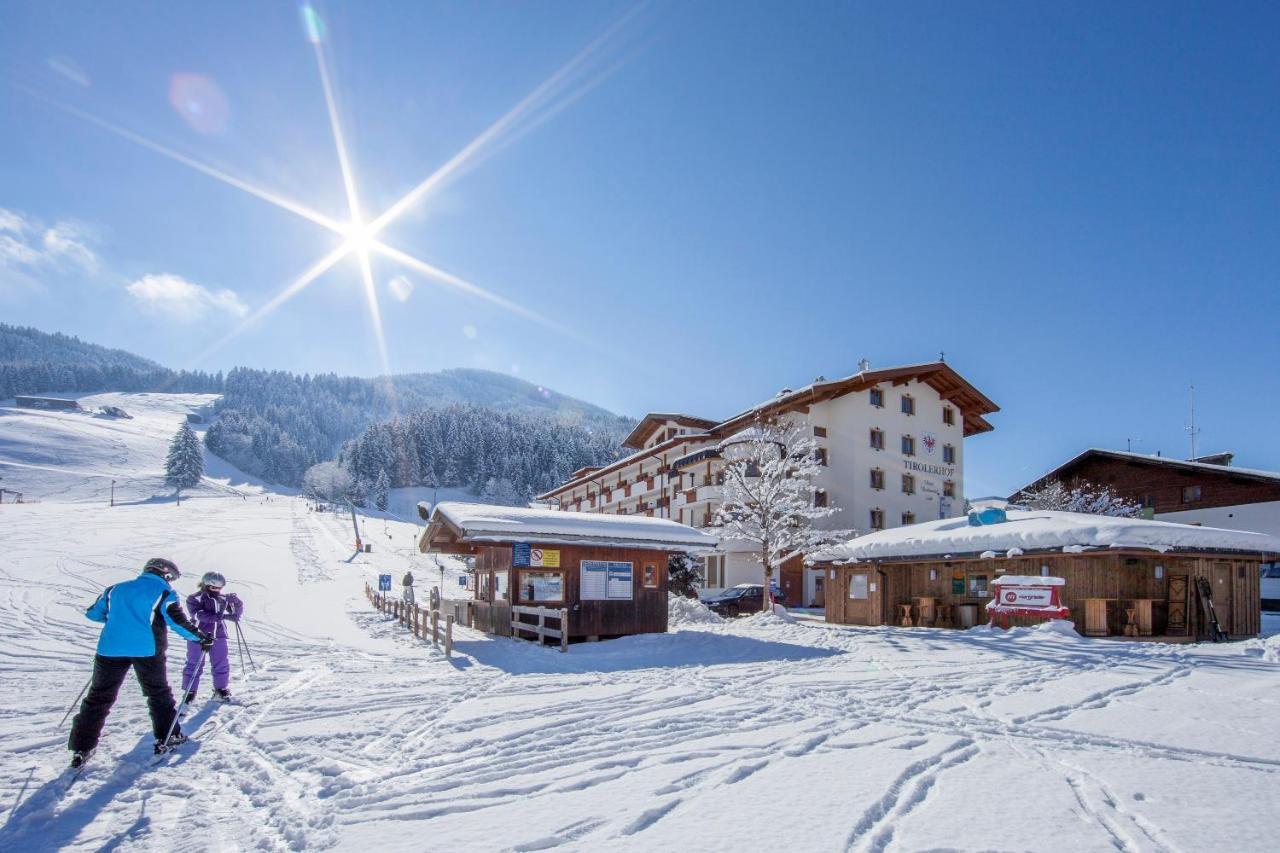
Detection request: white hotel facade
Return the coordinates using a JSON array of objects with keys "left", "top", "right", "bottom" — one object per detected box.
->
[{"left": 536, "top": 362, "right": 999, "bottom": 607}]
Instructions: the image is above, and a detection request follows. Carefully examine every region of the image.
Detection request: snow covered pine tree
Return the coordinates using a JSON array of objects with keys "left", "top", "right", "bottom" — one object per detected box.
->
[
  {"left": 712, "top": 417, "right": 851, "bottom": 610},
  {"left": 374, "top": 469, "right": 391, "bottom": 512},
  {"left": 667, "top": 553, "right": 702, "bottom": 599},
  {"left": 164, "top": 422, "right": 204, "bottom": 501}
]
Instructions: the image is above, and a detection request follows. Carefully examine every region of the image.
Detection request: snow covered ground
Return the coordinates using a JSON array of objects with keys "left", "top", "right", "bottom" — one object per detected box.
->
[{"left": 1, "top": 393, "right": 1278, "bottom": 851}]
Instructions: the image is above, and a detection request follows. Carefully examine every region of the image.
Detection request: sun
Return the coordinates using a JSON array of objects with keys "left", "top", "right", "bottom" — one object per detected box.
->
[{"left": 343, "top": 221, "right": 375, "bottom": 256}]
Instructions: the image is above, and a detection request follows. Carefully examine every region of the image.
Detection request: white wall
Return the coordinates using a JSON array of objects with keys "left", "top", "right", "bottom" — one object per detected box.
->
[
  {"left": 815, "top": 377, "right": 964, "bottom": 536},
  {"left": 1156, "top": 501, "right": 1280, "bottom": 538}
]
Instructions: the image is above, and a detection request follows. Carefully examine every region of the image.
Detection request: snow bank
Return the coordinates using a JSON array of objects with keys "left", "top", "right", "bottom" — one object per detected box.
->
[
  {"left": 667, "top": 594, "right": 723, "bottom": 627},
  {"left": 740, "top": 604, "right": 795, "bottom": 627},
  {"left": 820, "top": 508, "right": 1280, "bottom": 562}
]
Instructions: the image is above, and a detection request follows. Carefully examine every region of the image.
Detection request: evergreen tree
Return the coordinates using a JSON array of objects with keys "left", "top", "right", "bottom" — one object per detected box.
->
[
  {"left": 165, "top": 422, "right": 204, "bottom": 497},
  {"left": 668, "top": 553, "right": 702, "bottom": 599},
  {"left": 374, "top": 469, "right": 391, "bottom": 511}
]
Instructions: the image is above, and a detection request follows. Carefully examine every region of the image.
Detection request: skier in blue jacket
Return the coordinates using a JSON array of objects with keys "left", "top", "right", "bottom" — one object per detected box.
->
[{"left": 67, "top": 557, "right": 212, "bottom": 768}]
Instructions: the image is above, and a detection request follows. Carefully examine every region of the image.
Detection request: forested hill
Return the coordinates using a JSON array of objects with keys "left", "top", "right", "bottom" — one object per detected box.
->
[
  {"left": 205, "top": 368, "right": 633, "bottom": 487},
  {"left": 0, "top": 323, "right": 222, "bottom": 399},
  {"left": 1, "top": 324, "right": 633, "bottom": 491}
]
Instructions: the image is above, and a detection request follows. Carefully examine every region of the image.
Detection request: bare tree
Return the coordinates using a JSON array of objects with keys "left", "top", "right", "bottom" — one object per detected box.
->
[{"left": 712, "top": 417, "right": 851, "bottom": 609}]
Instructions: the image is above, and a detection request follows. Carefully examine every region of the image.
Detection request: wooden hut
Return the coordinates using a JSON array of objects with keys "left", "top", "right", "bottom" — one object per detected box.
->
[
  {"left": 419, "top": 502, "right": 717, "bottom": 643},
  {"left": 816, "top": 507, "right": 1280, "bottom": 640}
]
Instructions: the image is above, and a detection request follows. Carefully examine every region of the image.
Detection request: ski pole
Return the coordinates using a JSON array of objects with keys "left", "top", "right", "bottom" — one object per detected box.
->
[
  {"left": 232, "top": 623, "right": 246, "bottom": 677},
  {"left": 234, "top": 621, "right": 257, "bottom": 671},
  {"left": 60, "top": 673, "right": 94, "bottom": 729},
  {"left": 161, "top": 648, "right": 208, "bottom": 748}
]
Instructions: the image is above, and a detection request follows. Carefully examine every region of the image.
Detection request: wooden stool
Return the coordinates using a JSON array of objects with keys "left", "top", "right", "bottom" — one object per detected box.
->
[
  {"left": 1123, "top": 607, "right": 1138, "bottom": 637},
  {"left": 936, "top": 605, "right": 953, "bottom": 629},
  {"left": 898, "top": 604, "right": 914, "bottom": 627}
]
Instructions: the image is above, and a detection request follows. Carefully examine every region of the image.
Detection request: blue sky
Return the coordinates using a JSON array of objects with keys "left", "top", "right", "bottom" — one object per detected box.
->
[{"left": 2, "top": 1, "right": 1278, "bottom": 496}]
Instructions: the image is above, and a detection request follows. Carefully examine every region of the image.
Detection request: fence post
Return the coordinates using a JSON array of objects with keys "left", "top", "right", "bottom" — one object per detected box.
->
[
  {"left": 537, "top": 610, "right": 546, "bottom": 647},
  {"left": 445, "top": 615, "right": 454, "bottom": 658},
  {"left": 560, "top": 608, "right": 569, "bottom": 653},
  {"left": 431, "top": 610, "right": 439, "bottom": 646}
]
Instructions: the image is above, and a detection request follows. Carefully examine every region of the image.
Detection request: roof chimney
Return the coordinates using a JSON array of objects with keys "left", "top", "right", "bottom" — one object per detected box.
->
[{"left": 857, "top": 358, "right": 871, "bottom": 372}]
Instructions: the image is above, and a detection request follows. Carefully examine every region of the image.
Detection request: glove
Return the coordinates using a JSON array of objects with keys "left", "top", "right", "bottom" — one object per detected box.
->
[{"left": 199, "top": 632, "right": 215, "bottom": 650}]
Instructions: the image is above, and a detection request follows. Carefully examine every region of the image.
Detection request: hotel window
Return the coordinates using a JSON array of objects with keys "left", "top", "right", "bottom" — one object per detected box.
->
[
  {"left": 813, "top": 426, "right": 827, "bottom": 437},
  {"left": 869, "top": 388, "right": 884, "bottom": 408},
  {"left": 814, "top": 447, "right": 828, "bottom": 466},
  {"left": 902, "top": 474, "right": 916, "bottom": 495},
  {"left": 848, "top": 573, "right": 869, "bottom": 600},
  {"left": 902, "top": 435, "right": 916, "bottom": 456},
  {"left": 870, "top": 509, "right": 885, "bottom": 530},
  {"left": 901, "top": 395, "right": 915, "bottom": 415},
  {"left": 902, "top": 511, "right": 915, "bottom": 526},
  {"left": 814, "top": 490, "right": 828, "bottom": 508},
  {"left": 943, "top": 480, "right": 955, "bottom": 498},
  {"left": 943, "top": 444, "right": 955, "bottom": 464},
  {"left": 1181, "top": 485, "right": 1201, "bottom": 503},
  {"left": 943, "top": 406, "right": 955, "bottom": 426},
  {"left": 701, "top": 554, "right": 725, "bottom": 588},
  {"left": 870, "top": 468, "right": 884, "bottom": 490},
  {"left": 870, "top": 428, "right": 885, "bottom": 450}
]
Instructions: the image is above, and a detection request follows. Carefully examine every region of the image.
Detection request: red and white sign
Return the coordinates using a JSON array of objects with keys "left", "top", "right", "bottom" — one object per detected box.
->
[{"left": 999, "top": 586, "right": 1054, "bottom": 608}]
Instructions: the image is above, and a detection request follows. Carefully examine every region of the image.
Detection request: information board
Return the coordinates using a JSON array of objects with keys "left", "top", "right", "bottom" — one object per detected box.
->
[
  {"left": 378, "top": 574, "right": 392, "bottom": 592},
  {"left": 512, "top": 543, "right": 532, "bottom": 567},
  {"left": 581, "top": 560, "right": 633, "bottom": 600},
  {"left": 512, "top": 543, "right": 560, "bottom": 568}
]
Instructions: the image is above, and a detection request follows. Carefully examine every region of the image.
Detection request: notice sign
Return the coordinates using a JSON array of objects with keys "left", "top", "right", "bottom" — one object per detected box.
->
[
  {"left": 531, "top": 547, "right": 560, "bottom": 567},
  {"left": 581, "top": 560, "right": 633, "bottom": 600},
  {"left": 999, "top": 586, "right": 1053, "bottom": 608},
  {"left": 378, "top": 574, "right": 392, "bottom": 592},
  {"left": 512, "top": 543, "right": 560, "bottom": 568}
]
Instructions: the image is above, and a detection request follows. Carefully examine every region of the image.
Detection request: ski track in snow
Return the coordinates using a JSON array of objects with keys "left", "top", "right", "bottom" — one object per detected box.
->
[{"left": 1, "top": 394, "right": 1279, "bottom": 852}]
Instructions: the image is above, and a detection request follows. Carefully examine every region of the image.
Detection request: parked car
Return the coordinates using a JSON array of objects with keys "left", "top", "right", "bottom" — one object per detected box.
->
[{"left": 703, "top": 584, "right": 783, "bottom": 617}]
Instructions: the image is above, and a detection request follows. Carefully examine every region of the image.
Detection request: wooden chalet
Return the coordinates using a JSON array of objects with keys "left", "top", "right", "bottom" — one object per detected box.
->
[
  {"left": 816, "top": 507, "right": 1280, "bottom": 640},
  {"left": 419, "top": 502, "right": 717, "bottom": 642}
]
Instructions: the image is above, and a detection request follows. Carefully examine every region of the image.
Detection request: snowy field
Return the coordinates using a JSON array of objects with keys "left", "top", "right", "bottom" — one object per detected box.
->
[{"left": 1, "top": 394, "right": 1279, "bottom": 852}]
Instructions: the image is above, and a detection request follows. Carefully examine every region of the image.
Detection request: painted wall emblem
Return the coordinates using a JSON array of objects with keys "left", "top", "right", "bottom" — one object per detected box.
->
[{"left": 922, "top": 432, "right": 937, "bottom": 454}]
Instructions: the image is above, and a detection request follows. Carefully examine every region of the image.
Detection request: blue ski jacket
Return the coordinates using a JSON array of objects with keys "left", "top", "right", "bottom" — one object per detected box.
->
[{"left": 86, "top": 571, "right": 204, "bottom": 657}]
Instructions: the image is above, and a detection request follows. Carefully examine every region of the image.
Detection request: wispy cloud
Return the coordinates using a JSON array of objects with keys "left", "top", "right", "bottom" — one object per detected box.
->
[
  {"left": 126, "top": 273, "right": 248, "bottom": 323},
  {"left": 0, "top": 207, "right": 99, "bottom": 273}
]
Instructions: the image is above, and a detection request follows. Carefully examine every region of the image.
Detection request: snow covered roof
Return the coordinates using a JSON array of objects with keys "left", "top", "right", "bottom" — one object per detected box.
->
[
  {"left": 817, "top": 509, "right": 1280, "bottom": 563},
  {"left": 1011, "top": 447, "right": 1280, "bottom": 499},
  {"left": 425, "top": 501, "right": 718, "bottom": 552}
]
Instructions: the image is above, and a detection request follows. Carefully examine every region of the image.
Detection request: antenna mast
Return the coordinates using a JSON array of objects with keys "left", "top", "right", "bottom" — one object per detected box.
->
[{"left": 1186, "top": 385, "right": 1200, "bottom": 460}]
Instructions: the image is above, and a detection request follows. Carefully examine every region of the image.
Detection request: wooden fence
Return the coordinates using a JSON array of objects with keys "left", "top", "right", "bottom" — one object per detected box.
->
[
  {"left": 511, "top": 605, "right": 569, "bottom": 653},
  {"left": 365, "top": 583, "right": 457, "bottom": 658}
]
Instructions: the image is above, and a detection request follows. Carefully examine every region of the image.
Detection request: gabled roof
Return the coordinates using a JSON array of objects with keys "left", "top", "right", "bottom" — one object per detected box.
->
[
  {"left": 713, "top": 361, "right": 999, "bottom": 439},
  {"left": 816, "top": 508, "right": 1280, "bottom": 564},
  {"left": 421, "top": 501, "right": 718, "bottom": 552},
  {"left": 622, "top": 414, "right": 718, "bottom": 450},
  {"left": 1010, "top": 448, "right": 1280, "bottom": 500}
]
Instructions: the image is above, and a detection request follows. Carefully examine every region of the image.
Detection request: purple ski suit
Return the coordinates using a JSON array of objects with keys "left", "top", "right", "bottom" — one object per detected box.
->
[{"left": 182, "top": 589, "right": 243, "bottom": 694}]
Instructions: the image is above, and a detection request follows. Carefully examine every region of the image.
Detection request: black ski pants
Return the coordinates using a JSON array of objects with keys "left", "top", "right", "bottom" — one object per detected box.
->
[{"left": 68, "top": 653, "right": 180, "bottom": 752}]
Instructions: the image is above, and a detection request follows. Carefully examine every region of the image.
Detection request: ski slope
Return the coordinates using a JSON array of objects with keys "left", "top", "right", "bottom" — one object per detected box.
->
[{"left": 1, "top": 393, "right": 1279, "bottom": 851}]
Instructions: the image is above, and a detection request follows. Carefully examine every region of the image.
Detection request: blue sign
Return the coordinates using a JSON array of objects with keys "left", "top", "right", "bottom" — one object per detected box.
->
[
  {"left": 378, "top": 574, "right": 392, "bottom": 592},
  {"left": 511, "top": 542, "right": 532, "bottom": 567},
  {"left": 458, "top": 575, "right": 468, "bottom": 587}
]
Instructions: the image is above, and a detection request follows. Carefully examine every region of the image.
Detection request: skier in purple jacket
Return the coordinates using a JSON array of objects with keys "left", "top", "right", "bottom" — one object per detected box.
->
[{"left": 182, "top": 571, "right": 243, "bottom": 702}]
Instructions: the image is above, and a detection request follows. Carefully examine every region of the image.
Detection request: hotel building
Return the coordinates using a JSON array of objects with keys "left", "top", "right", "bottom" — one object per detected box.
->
[{"left": 536, "top": 361, "right": 999, "bottom": 607}]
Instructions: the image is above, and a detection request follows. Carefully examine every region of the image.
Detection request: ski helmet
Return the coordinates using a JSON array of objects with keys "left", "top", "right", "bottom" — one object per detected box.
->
[
  {"left": 200, "top": 571, "right": 227, "bottom": 589},
  {"left": 144, "top": 557, "right": 180, "bottom": 581}
]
